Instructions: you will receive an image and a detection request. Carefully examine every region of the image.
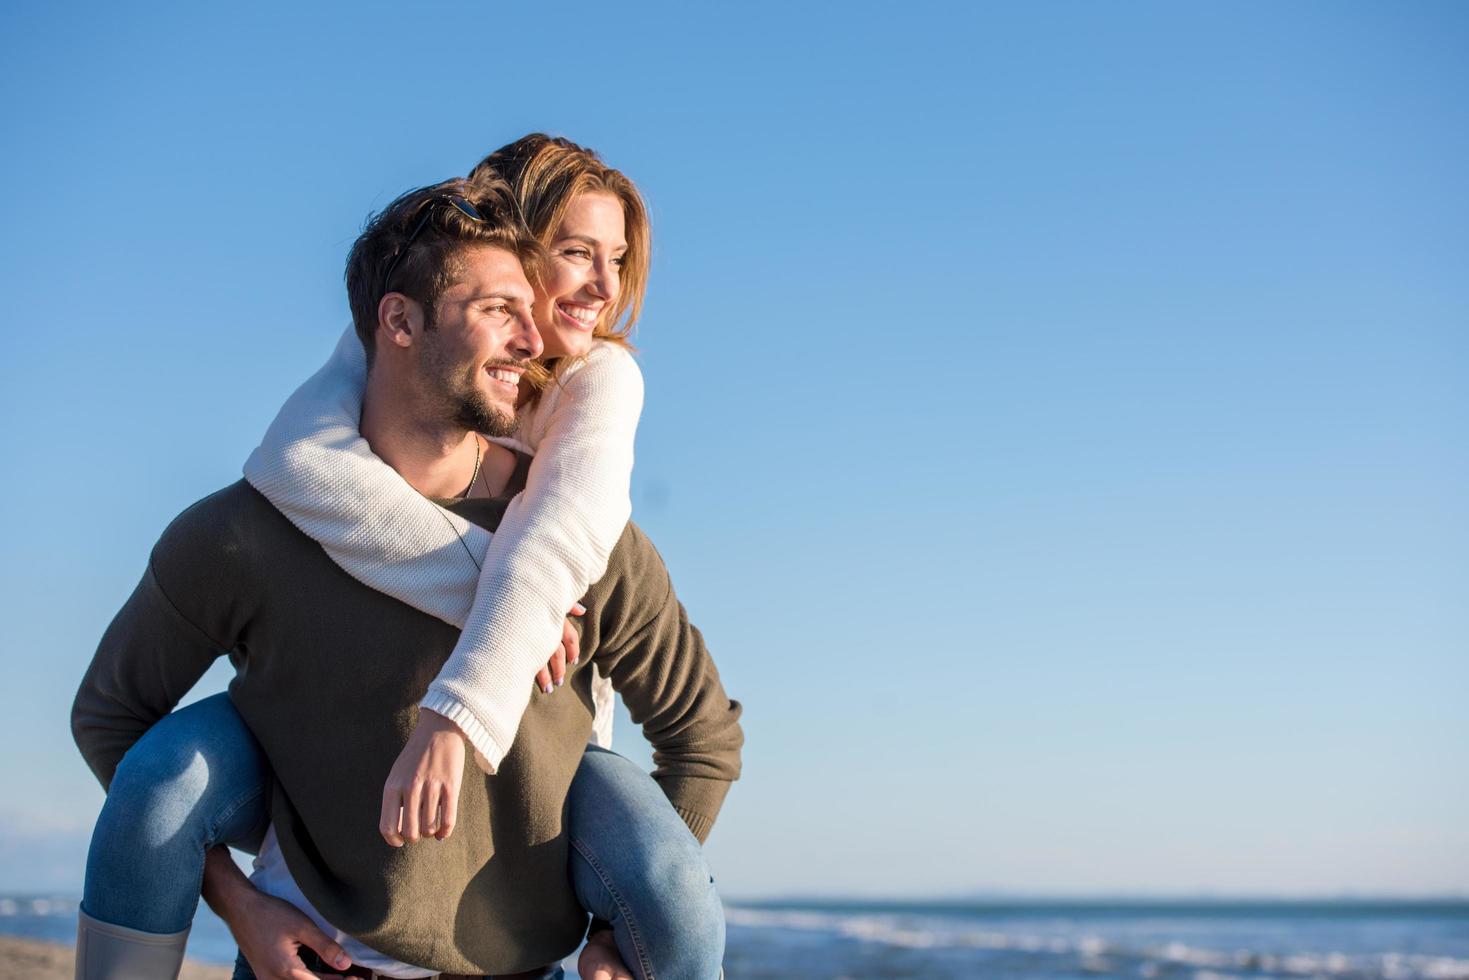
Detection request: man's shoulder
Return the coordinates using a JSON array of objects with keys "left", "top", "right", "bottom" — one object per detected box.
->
[
  {"left": 608, "top": 519, "right": 659, "bottom": 564},
  {"left": 591, "top": 520, "right": 672, "bottom": 604},
  {"left": 152, "top": 479, "right": 299, "bottom": 574},
  {"left": 161, "top": 479, "right": 283, "bottom": 536}
]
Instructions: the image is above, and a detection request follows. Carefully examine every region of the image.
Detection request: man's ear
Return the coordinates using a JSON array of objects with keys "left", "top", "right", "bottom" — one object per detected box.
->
[{"left": 378, "top": 293, "right": 423, "bottom": 351}]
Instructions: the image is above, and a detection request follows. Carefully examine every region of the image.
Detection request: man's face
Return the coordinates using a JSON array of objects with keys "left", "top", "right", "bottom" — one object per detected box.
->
[{"left": 415, "top": 244, "right": 541, "bottom": 437}]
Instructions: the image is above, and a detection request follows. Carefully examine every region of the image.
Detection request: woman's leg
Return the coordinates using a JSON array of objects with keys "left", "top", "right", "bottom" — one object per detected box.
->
[
  {"left": 78, "top": 692, "right": 270, "bottom": 978},
  {"left": 567, "top": 746, "right": 725, "bottom": 980}
]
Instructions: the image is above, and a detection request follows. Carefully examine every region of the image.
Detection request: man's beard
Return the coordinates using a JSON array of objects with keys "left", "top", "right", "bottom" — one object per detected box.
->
[
  {"left": 420, "top": 339, "right": 521, "bottom": 438},
  {"left": 447, "top": 381, "right": 517, "bottom": 438}
]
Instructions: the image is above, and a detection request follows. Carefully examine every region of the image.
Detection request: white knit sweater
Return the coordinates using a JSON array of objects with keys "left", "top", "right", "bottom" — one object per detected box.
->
[{"left": 242, "top": 329, "right": 642, "bottom": 770}]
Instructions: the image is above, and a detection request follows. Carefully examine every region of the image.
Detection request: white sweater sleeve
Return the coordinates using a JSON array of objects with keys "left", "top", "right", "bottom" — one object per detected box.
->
[
  {"left": 243, "top": 329, "right": 491, "bottom": 627},
  {"left": 420, "top": 342, "right": 643, "bottom": 771}
]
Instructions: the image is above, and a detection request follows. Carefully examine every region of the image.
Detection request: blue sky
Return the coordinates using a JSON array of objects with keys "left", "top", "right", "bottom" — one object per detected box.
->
[{"left": 0, "top": 1, "right": 1464, "bottom": 899}]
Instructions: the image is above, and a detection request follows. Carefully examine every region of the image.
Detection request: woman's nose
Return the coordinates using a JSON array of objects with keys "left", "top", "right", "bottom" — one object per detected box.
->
[{"left": 588, "top": 258, "right": 619, "bottom": 302}]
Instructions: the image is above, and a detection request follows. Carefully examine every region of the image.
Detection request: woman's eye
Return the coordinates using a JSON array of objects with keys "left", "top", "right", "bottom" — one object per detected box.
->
[
  {"left": 611, "top": 256, "right": 626, "bottom": 268},
  {"left": 562, "top": 247, "right": 592, "bottom": 260}
]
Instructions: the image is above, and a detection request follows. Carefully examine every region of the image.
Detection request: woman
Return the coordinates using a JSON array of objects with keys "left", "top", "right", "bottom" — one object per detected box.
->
[{"left": 79, "top": 135, "right": 727, "bottom": 980}]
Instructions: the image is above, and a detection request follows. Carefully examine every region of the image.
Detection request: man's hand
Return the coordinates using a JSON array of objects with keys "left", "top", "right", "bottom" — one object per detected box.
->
[
  {"left": 201, "top": 847, "right": 352, "bottom": 980},
  {"left": 380, "top": 708, "right": 465, "bottom": 846},
  {"left": 535, "top": 602, "right": 586, "bottom": 695},
  {"left": 230, "top": 888, "right": 355, "bottom": 980},
  {"left": 578, "top": 929, "right": 633, "bottom": 980}
]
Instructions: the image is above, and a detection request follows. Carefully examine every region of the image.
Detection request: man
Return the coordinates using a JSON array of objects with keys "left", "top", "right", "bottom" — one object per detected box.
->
[{"left": 73, "top": 176, "right": 743, "bottom": 979}]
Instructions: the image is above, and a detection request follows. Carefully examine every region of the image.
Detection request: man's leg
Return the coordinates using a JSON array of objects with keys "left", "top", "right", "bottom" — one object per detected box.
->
[
  {"left": 567, "top": 747, "right": 724, "bottom": 980},
  {"left": 79, "top": 692, "right": 270, "bottom": 979}
]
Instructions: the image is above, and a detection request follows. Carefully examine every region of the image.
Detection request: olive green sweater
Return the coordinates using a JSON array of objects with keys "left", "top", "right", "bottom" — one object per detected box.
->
[{"left": 72, "top": 481, "right": 743, "bottom": 975}]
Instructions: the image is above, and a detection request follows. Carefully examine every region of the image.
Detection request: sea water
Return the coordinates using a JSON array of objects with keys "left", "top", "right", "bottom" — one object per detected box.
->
[
  {"left": 3, "top": 895, "right": 1466, "bottom": 978},
  {"left": 722, "top": 900, "right": 1469, "bottom": 979}
]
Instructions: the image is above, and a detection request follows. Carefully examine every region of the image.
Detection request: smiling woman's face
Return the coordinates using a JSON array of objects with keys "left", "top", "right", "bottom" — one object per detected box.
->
[{"left": 533, "top": 191, "right": 628, "bottom": 360}]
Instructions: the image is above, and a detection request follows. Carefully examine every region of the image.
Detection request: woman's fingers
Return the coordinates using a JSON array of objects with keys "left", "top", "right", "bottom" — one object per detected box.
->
[
  {"left": 548, "top": 646, "right": 567, "bottom": 688},
  {"left": 536, "top": 666, "right": 552, "bottom": 694},
  {"left": 401, "top": 782, "right": 422, "bottom": 844},
  {"left": 436, "top": 781, "right": 458, "bottom": 841},
  {"left": 379, "top": 787, "right": 404, "bottom": 847},
  {"left": 419, "top": 780, "right": 439, "bottom": 839},
  {"left": 562, "top": 617, "right": 580, "bottom": 667}
]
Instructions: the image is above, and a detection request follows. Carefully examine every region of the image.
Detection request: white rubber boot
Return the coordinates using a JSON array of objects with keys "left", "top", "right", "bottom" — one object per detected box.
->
[{"left": 75, "top": 909, "right": 190, "bottom": 980}]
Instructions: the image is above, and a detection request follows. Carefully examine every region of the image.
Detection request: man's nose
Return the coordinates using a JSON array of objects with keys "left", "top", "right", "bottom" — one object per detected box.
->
[{"left": 510, "top": 309, "right": 543, "bottom": 360}]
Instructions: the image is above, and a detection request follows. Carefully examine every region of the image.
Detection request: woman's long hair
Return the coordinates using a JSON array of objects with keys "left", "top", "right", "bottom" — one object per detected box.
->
[{"left": 469, "top": 134, "right": 649, "bottom": 349}]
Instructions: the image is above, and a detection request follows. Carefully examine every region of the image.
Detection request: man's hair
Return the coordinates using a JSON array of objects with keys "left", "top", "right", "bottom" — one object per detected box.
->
[
  {"left": 345, "top": 176, "right": 545, "bottom": 364},
  {"left": 467, "top": 134, "right": 650, "bottom": 348}
]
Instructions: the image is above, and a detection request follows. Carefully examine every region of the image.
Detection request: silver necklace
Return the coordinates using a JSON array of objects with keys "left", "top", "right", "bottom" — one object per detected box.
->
[
  {"left": 460, "top": 434, "right": 483, "bottom": 499},
  {"left": 439, "top": 434, "right": 486, "bottom": 574}
]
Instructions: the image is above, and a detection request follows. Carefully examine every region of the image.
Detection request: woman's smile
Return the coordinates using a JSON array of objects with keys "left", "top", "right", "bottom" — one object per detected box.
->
[{"left": 555, "top": 301, "right": 602, "bottom": 331}]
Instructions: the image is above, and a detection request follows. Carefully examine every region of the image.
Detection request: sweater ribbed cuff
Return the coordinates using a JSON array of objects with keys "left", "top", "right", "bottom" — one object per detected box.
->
[
  {"left": 656, "top": 775, "right": 732, "bottom": 844},
  {"left": 419, "top": 689, "right": 506, "bottom": 774},
  {"left": 675, "top": 807, "right": 715, "bottom": 844}
]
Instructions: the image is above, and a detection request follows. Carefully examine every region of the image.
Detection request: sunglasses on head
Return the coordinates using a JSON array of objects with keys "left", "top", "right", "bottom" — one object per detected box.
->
[{"left": 381, "top": 195, "right": 485, "bottom": 297}]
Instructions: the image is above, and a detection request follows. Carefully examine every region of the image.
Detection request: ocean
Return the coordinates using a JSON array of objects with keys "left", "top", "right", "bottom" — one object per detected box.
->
[{"left": 3, "top": 895, "right": 1466, "bottom": 978}]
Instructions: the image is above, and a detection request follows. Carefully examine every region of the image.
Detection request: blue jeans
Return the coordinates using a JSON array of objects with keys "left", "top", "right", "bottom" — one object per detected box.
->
[{"left": 83, "top": 693, "right": 724, "bottom": 979}]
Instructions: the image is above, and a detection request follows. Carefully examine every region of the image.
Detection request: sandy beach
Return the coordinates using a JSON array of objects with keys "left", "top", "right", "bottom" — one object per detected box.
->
[{"left": 0, "top": 935, "right": 231, "bottom": 980}]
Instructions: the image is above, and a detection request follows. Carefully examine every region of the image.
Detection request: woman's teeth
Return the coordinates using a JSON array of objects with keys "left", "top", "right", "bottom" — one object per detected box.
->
[{"left": 559, "top": 304, "right": 598, "bottom": 326}]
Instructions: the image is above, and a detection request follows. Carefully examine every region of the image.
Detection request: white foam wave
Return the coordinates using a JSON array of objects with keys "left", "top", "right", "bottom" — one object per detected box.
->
[
  {"left": 722, "top": 907, "right": 1469, "bottom": 980},
  {"left": 0, "top": 896, "right": 77, "bottom": 917}
]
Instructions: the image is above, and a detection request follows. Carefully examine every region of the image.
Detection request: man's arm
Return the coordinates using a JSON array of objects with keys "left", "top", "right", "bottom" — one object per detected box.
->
[
  {"left": 72, "top": 489, "right": 254, "bottom": 787},
  {"left": 72, "top": 561, "right": 226, "bottom": 787},
  {"left": 589, "top": 524, "right": 744, "bottom": 842}
]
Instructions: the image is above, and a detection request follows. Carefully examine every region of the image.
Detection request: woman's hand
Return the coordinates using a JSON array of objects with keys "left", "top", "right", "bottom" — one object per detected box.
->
[
  {"left": 379, "top": 708, "right": 465, "bottom": 846},
  {"left": 578, "top": 929, "right": 634, "bottom": 980},
  {"left": 382, "top": 603, "right": 587, "bottom": 845},
  {"left": 534, "top": 602, "right": 586, "bottom": 694}
]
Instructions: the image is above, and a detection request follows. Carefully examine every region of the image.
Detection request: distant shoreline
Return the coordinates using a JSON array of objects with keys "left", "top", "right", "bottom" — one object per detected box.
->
[
  {"left": 731, "top": 896, "right": 1469, "bottom": 917},
  {"left": 0, "top": 935, "right": 229, "bottom": 980}
]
